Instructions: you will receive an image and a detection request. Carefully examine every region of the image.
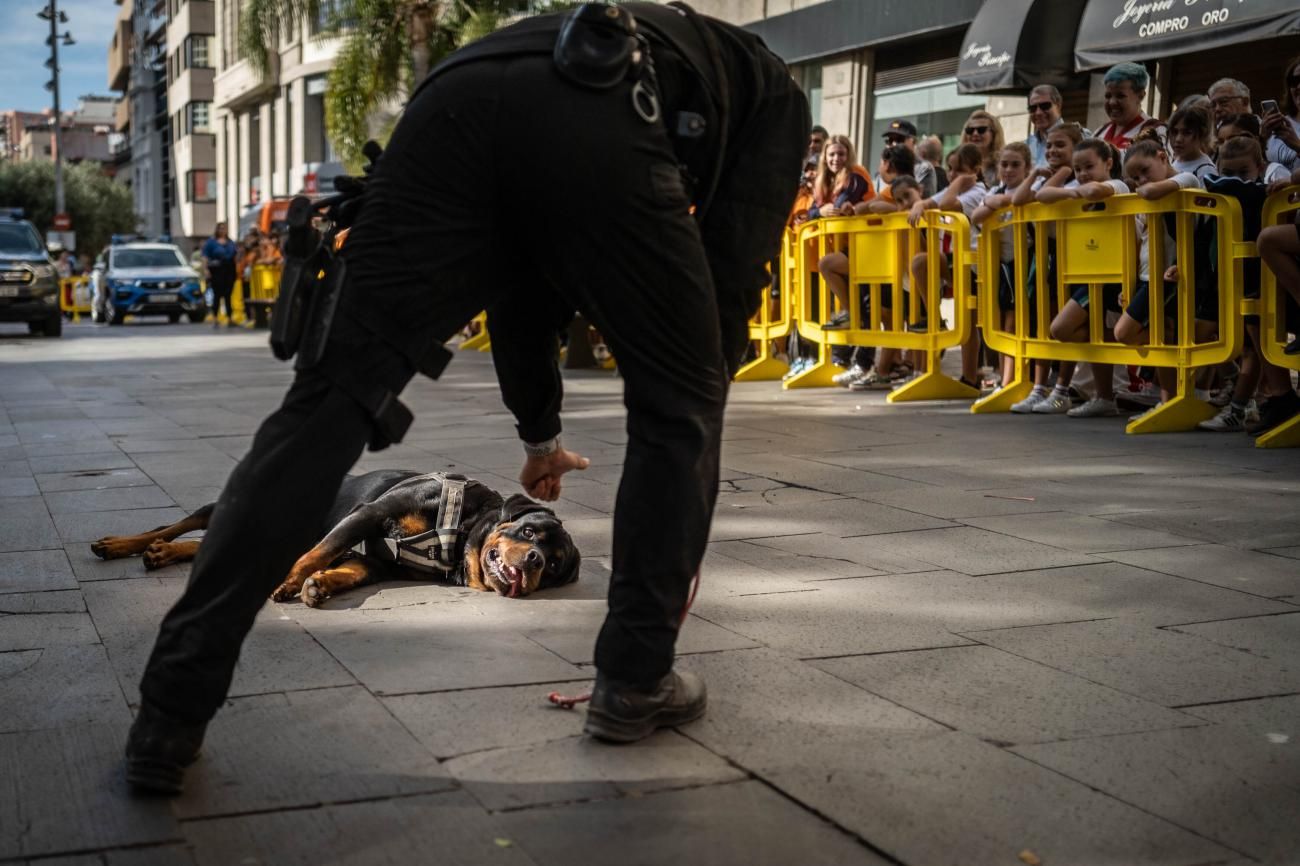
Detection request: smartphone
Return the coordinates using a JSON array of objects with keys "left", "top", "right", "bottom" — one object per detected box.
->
[{"left": 1261, "top": 99, "right": 1280, "bottom": 116}]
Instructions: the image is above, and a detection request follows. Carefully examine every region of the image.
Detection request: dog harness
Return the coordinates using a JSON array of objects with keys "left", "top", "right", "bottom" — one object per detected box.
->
[{"left": 373, "top": 473, "right": 469, "bottom": 573}]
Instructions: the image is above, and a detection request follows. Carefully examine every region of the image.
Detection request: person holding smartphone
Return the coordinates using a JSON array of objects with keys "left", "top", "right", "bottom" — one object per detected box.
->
[{"left": 1263, "top": 56, "right": 1300, "bottom": 172}]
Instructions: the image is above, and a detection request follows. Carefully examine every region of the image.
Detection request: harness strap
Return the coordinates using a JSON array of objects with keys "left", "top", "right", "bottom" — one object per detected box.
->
[{"left": 365, "top": 473, "right": 471, "bottom": 573}]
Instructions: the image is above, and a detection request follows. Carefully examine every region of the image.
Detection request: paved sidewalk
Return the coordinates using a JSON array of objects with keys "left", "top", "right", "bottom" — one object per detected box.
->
[{"left": 1, "top": 322, "right": 1298, "bottom": 866}]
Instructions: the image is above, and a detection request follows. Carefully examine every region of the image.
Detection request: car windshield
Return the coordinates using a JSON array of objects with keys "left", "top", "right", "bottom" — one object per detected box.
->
[
  {"left": 113, "top": 248, "right": 186, "bottom": 269},
  {"left": 0, "top": 223, "right": 45, "bottom": 255}
]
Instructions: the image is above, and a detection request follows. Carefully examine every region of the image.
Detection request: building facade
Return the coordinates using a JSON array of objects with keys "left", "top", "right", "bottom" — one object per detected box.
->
[
  {"left": 165, "top": 0, "right": 217, "bottom": 244},
  {"left": 213, "top": 0, "right": 343, "bottom": 233}
]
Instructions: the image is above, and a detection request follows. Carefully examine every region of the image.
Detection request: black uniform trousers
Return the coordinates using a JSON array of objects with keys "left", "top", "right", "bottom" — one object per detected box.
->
[{"left": 140, "top": 53, "right": 807, "bottom": 722}]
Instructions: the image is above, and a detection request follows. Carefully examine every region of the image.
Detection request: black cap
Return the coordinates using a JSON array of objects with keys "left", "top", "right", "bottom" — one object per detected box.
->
[{"left": 883, "top": 119, "right": 918, "bottom": 139}]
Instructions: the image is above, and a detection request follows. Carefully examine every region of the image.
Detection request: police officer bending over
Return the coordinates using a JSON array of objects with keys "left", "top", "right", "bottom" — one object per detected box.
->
[{"left": 126, "top": 1, "right": 808, "bottom": 793}]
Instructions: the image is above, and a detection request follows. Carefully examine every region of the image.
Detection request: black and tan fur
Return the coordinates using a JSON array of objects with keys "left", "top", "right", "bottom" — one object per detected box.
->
[{"left": 90, "top": 470, "right": 580, "bottom": 607}]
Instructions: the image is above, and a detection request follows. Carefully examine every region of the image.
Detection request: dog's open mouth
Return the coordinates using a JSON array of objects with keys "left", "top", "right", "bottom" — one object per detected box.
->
[{"left": 485, "top": 548, "right": 525, "bottom": 597}]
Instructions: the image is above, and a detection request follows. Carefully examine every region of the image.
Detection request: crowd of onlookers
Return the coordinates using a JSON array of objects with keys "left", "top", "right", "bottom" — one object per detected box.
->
[{"left": 782, "top": 55, "right": 1300, "bottom": 438}]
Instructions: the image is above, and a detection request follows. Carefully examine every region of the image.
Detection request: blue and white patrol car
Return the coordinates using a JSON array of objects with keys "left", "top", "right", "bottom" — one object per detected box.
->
[{"left": 92, "top": 240, "right": 207, "bottom": 325}]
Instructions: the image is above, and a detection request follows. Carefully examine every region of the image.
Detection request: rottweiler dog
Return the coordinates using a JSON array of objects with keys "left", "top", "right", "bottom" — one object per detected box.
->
[{"left": 90, "top": 470, "right": 580, "bottom": 607}]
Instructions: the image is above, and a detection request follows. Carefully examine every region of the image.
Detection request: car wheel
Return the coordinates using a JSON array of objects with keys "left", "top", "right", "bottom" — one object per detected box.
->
[
  {"left": 168, "top": 312, "right": 182, "bottom": 324},
  {"left": 43, "top": 312, "right": 63, "bottom": 337},
  {"left": 108, "top": 308, "right": 125, "bottom": 325},
  {"left": 187, "top": 307, "right": 207, "bottom": 324},
  {"left": 27, "top": 319, "right": 44, "bottom": 336}
]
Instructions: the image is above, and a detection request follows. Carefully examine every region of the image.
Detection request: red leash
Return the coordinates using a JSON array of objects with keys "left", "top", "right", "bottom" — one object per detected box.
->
[{"left": 547, "top": 569, "right": 701, "bottom": 710}]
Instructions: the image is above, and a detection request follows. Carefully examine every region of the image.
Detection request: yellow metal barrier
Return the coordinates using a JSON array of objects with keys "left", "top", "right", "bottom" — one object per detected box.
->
[
  {"left": 736, "top": 229, "right": 797, "bottom": 381},
  {"left": 973, "top": 191, "right": 1249, "bottom": 434},
  {"left": 59, "top": 276, "right": 92, "bottom": 321},
  {"left": 1258, "top": 186, "right": 1300, "bottom": 448},
  {"left": 461, "top": 312, "right": 491, "bottom": 351},
  {"left": 787, "top": 210, "right": 979, "bottom": 401}
]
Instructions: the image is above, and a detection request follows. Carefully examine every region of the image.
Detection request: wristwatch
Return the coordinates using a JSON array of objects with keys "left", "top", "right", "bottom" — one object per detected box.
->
[{"left": 523, "top": 435, "right": 561, "bottom": 458}]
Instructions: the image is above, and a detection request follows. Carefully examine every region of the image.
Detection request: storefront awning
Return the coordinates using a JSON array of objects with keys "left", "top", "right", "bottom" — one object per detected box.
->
[
  {"left": 745, "top": 0, "right": 984, "bottom": 65},
  {"left": 956, "top": 0, "right": 1090, "bottom": 94},
  {"left": 1074, "top": 0, "right": 1300, "bottom": 71}
]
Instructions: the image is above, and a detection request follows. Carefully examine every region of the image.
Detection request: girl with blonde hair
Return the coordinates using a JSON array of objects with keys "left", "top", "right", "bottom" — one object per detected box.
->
[{"left": 962, "top": 109, "right": 1006, "bottom": 186}]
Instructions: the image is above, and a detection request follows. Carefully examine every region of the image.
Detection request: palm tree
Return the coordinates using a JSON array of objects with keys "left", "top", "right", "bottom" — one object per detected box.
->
[{"left": 238, "top": 0, "right": 572, "bottom": 166}]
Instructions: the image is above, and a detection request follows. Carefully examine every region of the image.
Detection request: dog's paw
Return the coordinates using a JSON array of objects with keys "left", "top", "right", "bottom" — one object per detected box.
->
[
  {"left": 270, "top": 578, "right": 303, "bottom": 602},
  {"left": 142, "top": 540, "right": 167, "bottom": 570},
  {"left": 91, "top": 536, "right": 137, "bottom": 560},
  {"left": 300, "top": 576, "right": 330, "bottom": 608}
]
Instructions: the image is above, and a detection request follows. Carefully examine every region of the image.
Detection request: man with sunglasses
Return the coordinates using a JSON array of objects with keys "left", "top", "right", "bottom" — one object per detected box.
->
[
  {"left": 880, "top": 118, "right": 935, "bottom": 197},
  {"left": 1026, "top": 85, "right": 1073, "bottom": 168}
]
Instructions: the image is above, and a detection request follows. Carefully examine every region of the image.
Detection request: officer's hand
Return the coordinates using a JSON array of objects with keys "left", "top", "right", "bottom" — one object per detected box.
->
[{"left": 520, "top": 448, "right": 590, "bottom": 501}]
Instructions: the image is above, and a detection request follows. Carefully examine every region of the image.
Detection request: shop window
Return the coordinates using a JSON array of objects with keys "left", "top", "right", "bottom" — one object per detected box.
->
[{"left": 867, "top": 77, "right": 986, "bottom": 169}]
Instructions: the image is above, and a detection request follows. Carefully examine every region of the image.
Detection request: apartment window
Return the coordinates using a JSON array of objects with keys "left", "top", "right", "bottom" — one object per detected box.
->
[
  {"left": 188, "top": 169, "right": 215, "bottom": 203},
  {"left": 183, "top": 101, "right": 211, "bottom": 135},
  {"left": 184, "top": 35, "right": 212, "bottom": 69}
]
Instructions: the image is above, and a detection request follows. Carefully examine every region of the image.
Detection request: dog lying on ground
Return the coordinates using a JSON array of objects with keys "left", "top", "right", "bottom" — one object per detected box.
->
[{"left": 90, "top": 470, "right": 580, "bottom": 607}]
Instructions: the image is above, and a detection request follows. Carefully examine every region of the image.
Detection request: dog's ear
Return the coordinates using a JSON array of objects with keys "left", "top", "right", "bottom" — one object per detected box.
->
[
  {"left": 541, "top": 529, "right": 581, "bottom": 589},
  {"left": 499, "top": 493, "right": 555, "bottom": 524}
]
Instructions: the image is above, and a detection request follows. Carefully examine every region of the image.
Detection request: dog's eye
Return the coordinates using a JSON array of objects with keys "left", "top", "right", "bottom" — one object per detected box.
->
[{"left": 522, "top": 528, "right": 535, "bottom": 539}]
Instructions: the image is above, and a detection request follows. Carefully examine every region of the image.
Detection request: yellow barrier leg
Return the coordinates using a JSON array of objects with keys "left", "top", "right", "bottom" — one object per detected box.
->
[
  {"left": 460, "top": 319, "right": 491, "bottom": 351},
  {"left": 1125, "top": 368, "right": 1215, "bottom": 434},
  {"left": 735, "top": 354, "right": 790, "bottom": 382},
  {"left": 888, "top": 349, "right": 980, "bottom": 403},
  {"left": 1256, "top": 413, "right": 1300, "bottom": 448},
  {"left": 783, "top": 343, "right": 841, "bottom": 389}
]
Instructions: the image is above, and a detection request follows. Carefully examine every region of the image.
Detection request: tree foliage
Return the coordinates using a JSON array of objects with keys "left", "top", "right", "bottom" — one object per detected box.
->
[
  {"left": 238, "top": 0, "right": 578, "bottom": 166},
  {"left": 0, "top": 161, "right": 138, "bottom": 256}
]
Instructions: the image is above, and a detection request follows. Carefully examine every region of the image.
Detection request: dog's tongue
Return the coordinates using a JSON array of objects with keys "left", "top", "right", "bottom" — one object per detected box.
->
[{"left": 506, "top": 566, "right": 522, "bottom": 598}]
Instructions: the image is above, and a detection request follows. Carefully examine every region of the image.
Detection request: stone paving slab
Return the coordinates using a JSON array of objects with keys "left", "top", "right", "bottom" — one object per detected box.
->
[
  {"left": 291, "top": 602, "right": 584, "bottom": 696},
  {"left": 182, "top": 791, "right": 537, "bottom": 866},
  {"left": 717, "top": 533, "right": 937, "bottom": 578},
  {"left": 0, "top": 644, "right": 131, "bottom": 733},
  {"left": 0, "top": 477, "right": 39, "bottom": 497},
  {"left": 83, "top": 579, "right": 357, "bottom": 705},
  {"left": 44, "top": 485, "right": 176, "bottom": 515},
  {"left": 1166, "top": 612, "right": 1300, "bottom": 666},
  {"left": 969, "top": 619, "right": 1300, "bottom": 706},
  {"left": 496, "top": 781, "right": 890, "bottom": 866},
  {"left": 1013, "top": 725, "right": 1300, "bottom": 862},
  {"left": 63, "top": 542, "right": 191, "bottom": 583},
  {"left": 446, "top": 730, "right": 747, "bottom": 811},
  {"left": 21, "top": 846, "right": 197, "bottom": 866},
  {"left": 34, "top": 467, "right": 156, "bottom": 493},
  {"left": 0, "top": 722, "right": 179, "bottom": 860},
  {"left": 173, "top": 686, "right": 452, "bottom": 819},
  {"left": 837, "top": 525, "right": 1098, "bottom": 575},
  {"left": 26, "top": 450, "right": 137, "bottom": 475},
  {"left": 1101, "top": 505, "right": 1300, "bottom": 551},
  {"left": 0, "top": 549, "right": 77, "bottom": 594},
  {"left": 52, "top": 507, "right": 187, "bottom": 543},
  {"left": 813, "top": 645, "right": 1204, "bottom": 745},
  {"left": 960, "top": 511, "right": 1201, "bottom": 553},
  {"left": 0, "top": 610, "right": 100, "bottom": 652},
  {"left": 0, "top": 497, "right": 61, "bottom": 552},
  {"left": 709, "top": 496, "right": 953, "bottom": 542},
  {"left": 1103, "top": 543, "right": 1300, "bottom": 599},
  {"left": 1181, "top": 694, "right": 1300, "bottom": 731}
]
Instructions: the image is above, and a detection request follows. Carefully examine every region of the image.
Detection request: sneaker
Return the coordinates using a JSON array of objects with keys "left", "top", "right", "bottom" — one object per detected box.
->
[
  {"left": 1247, "top": 391, "right": 1300, "bottom": 436},
  {"left": 124, "top": 703, "right": 207, "bottom": 795},
  {"left": 1284, "top": 336, "right": 1300, "bottom": 356},
  {"left": 782, "top": 357, "right": 809, "bottom": 381},
  {"left": 584, "top": 670, "right": 707, "bottom": 743},
  {"left": 1032, "top": 391, "right": 1072, "bottom": 414},
  {"left": 1010, "top": 389, "right": 1049, "bottom": 413},
  {"left": 1068, "top": 397, "right": 1120, "bottom": 418},
  {"left": 822, "top": 310, "right": 850, "bottom": 330},
  {"left": 1128, "top": 402, "right": 1164, "bottom": 423},
  {"left": 1208, "top": 386, "right": 1234, "bottom": 408},
  {"left": 1198, "top": 404, "right": 1247, "bottom": 432},
  {"left": 849, "top": 370, "right": 895, "bottom": 391},
  {"left": 832, "top": 364, "right": 867, "bottom": 387}
]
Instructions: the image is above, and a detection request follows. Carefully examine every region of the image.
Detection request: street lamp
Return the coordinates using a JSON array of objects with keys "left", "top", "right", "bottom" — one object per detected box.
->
[{"left": 37, "top": 1, "right": 74, "bottom": 218}]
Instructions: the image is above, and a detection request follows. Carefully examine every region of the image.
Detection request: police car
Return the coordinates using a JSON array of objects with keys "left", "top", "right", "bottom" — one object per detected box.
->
[
  {"left": 93, "top": 239, "right": 207, "bottom": 325},
  {"left": 0, "top": 208, "right": 61, "bottom": 337}
]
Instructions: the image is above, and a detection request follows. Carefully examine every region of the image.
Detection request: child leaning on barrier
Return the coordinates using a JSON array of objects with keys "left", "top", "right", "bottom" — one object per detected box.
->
[
  {"left": 1195, "top": 137, "right": 1282, "bottom": 431},
  {"left": 1168, "top": 105, "right": 1216, "bottom": 180},
  {"left": 971, "top": 142, "right": 1032, "bottom": 390},
  {"left": 1110, "top": 139, "right": 1212, "bottom": 412},
  {"left": 812, "top": 134, "right": 875, "bottom": 332},
  {"left": 845, "top": 175, "right": 927, "bottom": 391},
  {"left": 1008, "top": 121, "right": 1086, "bottom": 413},
  {"left": 1041, "top": 138, "right": 1130, "bottom": 418},
  {"left": 906, "top": 143, "right": 989, "bottom": 387},
  {"left": 1251, "top": 161, "right": 1300, "bottom": 435}
]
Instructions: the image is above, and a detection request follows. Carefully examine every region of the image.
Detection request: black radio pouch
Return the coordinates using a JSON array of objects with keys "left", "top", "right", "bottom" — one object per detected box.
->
[
  {"left": 553, "top": 3, "right": 639, "bottom": 89},
  {"left": 269, "top": 195, "right": 321, "bottom": 362}
]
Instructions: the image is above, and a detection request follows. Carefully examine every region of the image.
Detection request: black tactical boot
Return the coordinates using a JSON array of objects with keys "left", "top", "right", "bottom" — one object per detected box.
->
[
  {"left": 583, "top": 670, "right": 707, "bottom": 743},
  {"left": 124, "top": 703, "right": 207, "bottom": 795}
]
